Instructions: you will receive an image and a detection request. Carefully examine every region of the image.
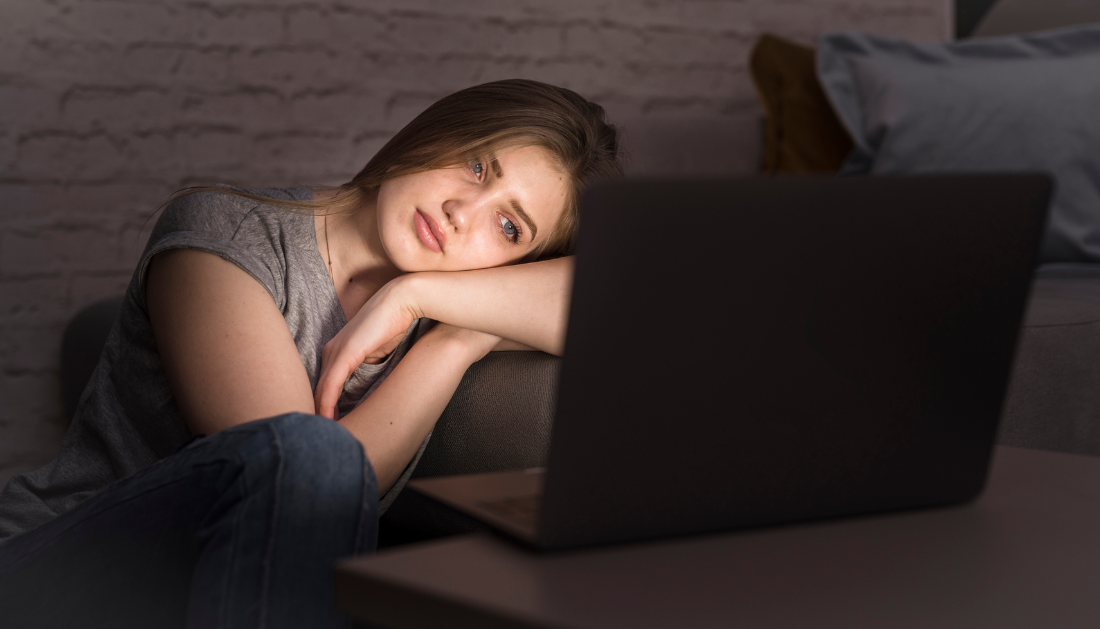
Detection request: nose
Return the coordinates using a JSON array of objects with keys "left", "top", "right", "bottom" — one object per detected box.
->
[
  {"left": 442, "top": 199, "right": 469, "bottom": 233},
  {"left": 442, "top": 196, "right": 486, "bottom": 234}
]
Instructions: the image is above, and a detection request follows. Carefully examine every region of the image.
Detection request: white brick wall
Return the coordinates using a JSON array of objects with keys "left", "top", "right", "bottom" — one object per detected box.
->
[{"left": 0, "top": 0, "right": 949, "bottom": 486}]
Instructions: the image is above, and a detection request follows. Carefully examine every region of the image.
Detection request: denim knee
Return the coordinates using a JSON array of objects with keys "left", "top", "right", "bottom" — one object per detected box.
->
[
  {"left": 190, "top": 414, "right": 379, "bottom": 626},
  {"left": 260, "top": 412, "right": 376, "bottom": 510}
]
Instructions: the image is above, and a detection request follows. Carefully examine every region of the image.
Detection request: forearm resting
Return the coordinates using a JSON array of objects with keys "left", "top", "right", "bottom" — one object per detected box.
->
[
  {"left": 407, "top": 256, "right": 574, "bottom": 355},
  {"left": 336, "top": 326, "right": 491, "bottom": 493}
]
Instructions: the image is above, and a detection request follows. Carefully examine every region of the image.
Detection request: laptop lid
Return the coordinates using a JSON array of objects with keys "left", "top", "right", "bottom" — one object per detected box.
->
[{"left": 535, "top": 174, "right": 1051, "bottom": 549}]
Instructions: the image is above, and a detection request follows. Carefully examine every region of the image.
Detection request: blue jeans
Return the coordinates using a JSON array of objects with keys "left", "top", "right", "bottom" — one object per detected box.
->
[{"left": 0, "top": 412, "right": 378, "bottom": 628}]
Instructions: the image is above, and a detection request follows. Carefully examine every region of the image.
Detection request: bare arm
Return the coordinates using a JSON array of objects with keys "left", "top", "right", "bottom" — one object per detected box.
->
[
  {"left": 405, "top": 256, "right": 574, "bottom": 355},
  {"left": 314, "top": 257, "right": 573, "bottom": 418},
  {"left": 147, "top": 249, "right": 496, "bottom": 492},
  {"left": 337, "top": 323, "right": 498, "bottom": 490}
]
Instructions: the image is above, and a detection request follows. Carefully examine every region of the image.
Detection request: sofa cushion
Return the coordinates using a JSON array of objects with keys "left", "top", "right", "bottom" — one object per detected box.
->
[
  {"left": 61, "top": 297, "right": 124, "bottom": 422},
  {"left": 998, "top": 266, "right": 1100, "bottom": 456},
  {"left": 816, "top": 26, "right": 1100, "bottom": 263},
  {"left": 973, "top": 0, "right": 1100, "bottom": 38}
]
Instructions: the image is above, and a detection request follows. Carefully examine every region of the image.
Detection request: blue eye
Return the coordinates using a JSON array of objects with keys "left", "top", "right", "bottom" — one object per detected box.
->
[
  {"left": 471, "top": 161, "right": 484, "bottom": 178},
  {"left": 498, "top": 214, "right": 521, "bottom": 244}
]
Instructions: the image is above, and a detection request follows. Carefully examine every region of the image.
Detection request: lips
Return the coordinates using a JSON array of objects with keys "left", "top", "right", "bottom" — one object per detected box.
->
[{"left": 414, "top": 209, "right": 446, "bottom": 253}]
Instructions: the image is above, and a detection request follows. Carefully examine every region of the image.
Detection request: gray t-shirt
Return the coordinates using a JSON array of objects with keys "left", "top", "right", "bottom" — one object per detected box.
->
[{"left": 0, "top": 186, "right": 431, "bottom": 542}]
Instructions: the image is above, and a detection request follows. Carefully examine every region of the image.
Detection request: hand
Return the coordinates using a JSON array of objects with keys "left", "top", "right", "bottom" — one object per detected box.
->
[
  {"left": 315, "top": 276, "right": 422, "bottom": 419},
  {"left": 362, "top": 331, "right": 405, "bottom": 365}
]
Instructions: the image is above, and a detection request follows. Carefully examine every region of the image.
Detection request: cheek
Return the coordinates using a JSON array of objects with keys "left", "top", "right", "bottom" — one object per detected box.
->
[
  {"left": 449, "top": 231, "right": 517, "bottom": 270},
  {"left": 375, "top": 197, "right": 422, "bottom": 271}
]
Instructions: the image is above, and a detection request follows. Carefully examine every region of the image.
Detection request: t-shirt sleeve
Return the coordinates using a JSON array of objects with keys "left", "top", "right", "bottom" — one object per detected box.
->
[
  {"left": 133, "top": 191, "right": 286, "bottom": 313},
  {"left": 134, "top": 230, "right": 283, "bottom": 313}
]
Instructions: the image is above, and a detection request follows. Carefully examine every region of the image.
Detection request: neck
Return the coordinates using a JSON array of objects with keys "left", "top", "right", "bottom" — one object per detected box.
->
[{"left": 317, "top": 189, "right": 403, "bottom": 319}]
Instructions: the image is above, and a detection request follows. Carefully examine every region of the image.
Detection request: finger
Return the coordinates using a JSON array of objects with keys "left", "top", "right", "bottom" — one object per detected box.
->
[
  {"left": 315, "top": 364, "right": 342, "bottom": 420},
  {"left": 316, "top": 386, "right": 335, "bottom": 420},
  {"left": 315, "top": 362, "right": 335, "bottom": 415},
  {"left": 313, "top": 374, "right": 330, "bottom": 419},
  {"left": 316, "top": 354, "right": 362, "bottom": 420}
]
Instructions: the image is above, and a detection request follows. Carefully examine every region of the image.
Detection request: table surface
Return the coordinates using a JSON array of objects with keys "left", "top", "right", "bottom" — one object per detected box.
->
[{"left": 336, "top": 446, "right": 1100, "bottom": 629}]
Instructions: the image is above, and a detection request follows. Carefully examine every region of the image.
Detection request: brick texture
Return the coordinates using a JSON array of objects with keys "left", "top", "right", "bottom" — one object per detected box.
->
[{"left": 0, "top": 0, "right": 949, "bottom": 487}]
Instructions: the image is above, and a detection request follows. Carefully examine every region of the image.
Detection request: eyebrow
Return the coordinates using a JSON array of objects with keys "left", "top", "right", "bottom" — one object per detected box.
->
[{"left": 490, "top": 158, "right": 538, "bottom": 239}]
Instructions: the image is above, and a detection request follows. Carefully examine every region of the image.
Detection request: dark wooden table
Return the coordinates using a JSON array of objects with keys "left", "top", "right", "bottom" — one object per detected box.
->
[{"left": 336, "top": 446, "right": 1100, "bottom": 628}]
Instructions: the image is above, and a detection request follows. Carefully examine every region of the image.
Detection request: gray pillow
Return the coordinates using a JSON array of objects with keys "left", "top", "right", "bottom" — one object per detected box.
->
[
  {"left": 817, "top": 26, "right": 1100, "bottom": 263},
  {"left": 974, "top": 0, "right": 1100, "bottom": 38}
]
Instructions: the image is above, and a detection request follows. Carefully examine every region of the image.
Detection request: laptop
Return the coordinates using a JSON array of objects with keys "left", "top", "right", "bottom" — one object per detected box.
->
[{"left": 409, "top": 174, "right": 1052, "bottom": 550}]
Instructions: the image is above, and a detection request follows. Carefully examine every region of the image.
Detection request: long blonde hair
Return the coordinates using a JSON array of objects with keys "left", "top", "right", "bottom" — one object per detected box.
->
[{"left": 176, "top": 79, "right": 623, "bottom": 262}]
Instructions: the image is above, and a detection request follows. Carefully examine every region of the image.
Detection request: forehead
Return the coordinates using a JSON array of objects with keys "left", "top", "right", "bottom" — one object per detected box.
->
[
  {"left": 491, "top": 144, "right": 565, "bottom": 183},
  {"left": 490, "top": 145, "right": 569, "bottom": 234}
]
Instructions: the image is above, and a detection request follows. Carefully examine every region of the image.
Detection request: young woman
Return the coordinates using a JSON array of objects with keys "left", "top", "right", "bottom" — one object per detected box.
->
[{"left": 0, "top": 79, "right": 622, "bottom": 627}]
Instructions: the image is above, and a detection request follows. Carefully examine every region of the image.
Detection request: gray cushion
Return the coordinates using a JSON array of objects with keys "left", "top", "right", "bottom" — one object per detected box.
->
[
  {"left": 61, "top": 297, "right": 124, "bottom": 422},
  {"left": 998, "top": 267, "right": 1100, "bottom": 456},
  {"left": 974, "top": 0, "right": 1100, "bottom": 38},
  {"left": 816, "top": 26, "right": 1100, "bottom": 263}
]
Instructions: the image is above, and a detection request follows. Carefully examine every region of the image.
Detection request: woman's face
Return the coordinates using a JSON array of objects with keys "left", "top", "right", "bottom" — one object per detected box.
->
[{"left": 376, "top": 144, "right": 569, "bottom": 272}]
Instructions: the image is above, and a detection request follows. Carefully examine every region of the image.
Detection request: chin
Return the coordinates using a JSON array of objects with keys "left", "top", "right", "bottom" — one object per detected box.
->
[{"left": 385, "top": 245, "right": 428, "bottom": 273}]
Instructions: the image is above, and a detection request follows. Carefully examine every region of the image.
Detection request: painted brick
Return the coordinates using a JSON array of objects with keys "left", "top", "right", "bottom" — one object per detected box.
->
[
  {"left": 187, "top": 4, "right": 284, "bottom": 46},
  {"left": 562, "top": 20, "right": 648, "bottom": 59},
  {"left": 634, "top": 3, "right": 758, "bottom": 31},
  {"left": 250, "top": 132, "right": 356, "bottom": 182},
  {"left": 285, "top": 5, "right": 389, "bottom": 46},
  {"left": 346, "top": 134, "right": 391, "bottom": 177},
  {"left": 362, "top": 0, "right": 533, "bottom": 21},
  {"left": 14, "top": 130, "right": 125, "bottom": 181},
  {"left": 463, "top": 56, "right": 539, "bottom": 88},
  {"left": 0, "top": 183, "right": 168, "bottom": 225},
  {"left": 118, "top": 131, "right": 187, "bottom": 178},
  {"left": 175, "top": 126, "right": 249, "bottom": 173},
  {"left": 0, "top": 82, "right": 62, "bottom": 134},
  {"left": 0, "top": 2, "right": 63, "bottom": 74},
  {"left": 526, "top": 57, "right": 612, "bottom": 94},
  {"left": 628, "top": 26, "right": 746, "bottom": 66},
  {"left": 0, "top": 134, "right": 15, "bottom": 179},
  {"left": 120, "top": 43, "right": 237, "bottom": 85},
  {"left": 230, "top": 46, "right": 345, "bottom": 88},
  {"left": 59, "top": 85, "right": 178, "bottom": 133},
  {"left": 0, "top": 185, "right": 66, "bottom": 226},
  {"left": 179, "top": 87, "right": 286, "bottom": 129},
  {"left": 288, "top": 88, "right": 385, "bottom": 135},
  {"left": 0, "top": 276, "right": 69, "bottom": 322},
  {"left": 22, "top": 38, "right": 122, "bottom": 80},
  {"left": 1, "top": 224, "right": 131, "bottom": 277},
  {"left": 56, "top": 1, "right": 189, "bottom": 45},
  {"left": 383, "top": 91, "right": 447, "bottom": 131},
  {"left": 0, "top": 324, "right": 65, "bottom": 372}
]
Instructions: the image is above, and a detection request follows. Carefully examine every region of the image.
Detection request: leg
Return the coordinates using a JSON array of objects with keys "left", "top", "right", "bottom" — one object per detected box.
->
[{"left": 0, "top": 412, "right": 377, "bottom": 629}]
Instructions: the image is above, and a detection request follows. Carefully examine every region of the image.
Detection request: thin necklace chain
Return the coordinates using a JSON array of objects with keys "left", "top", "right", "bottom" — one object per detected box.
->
[{"left": 324, "top": 214, "right": 334, "bottom": 276}]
